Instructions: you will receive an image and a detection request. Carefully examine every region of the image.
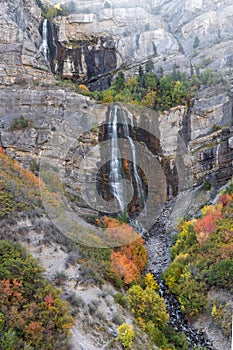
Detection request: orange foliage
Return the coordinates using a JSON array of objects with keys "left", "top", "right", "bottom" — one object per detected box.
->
[
  {"left": 0, "top": 147, "right": 39, "bottom": 187},
  {"left": 78, "top": 84, "right": 89, "bottom": 92},
  {"left": 97, "top": 216, "right": 139, "bottom": 246},
  {"left": 97, "top": 216, "right": 148, "bottom": 284},
  {"left": 110, "top": 252, "right": 140, "bottom": 284},
  {"left": 12, "top": 157, "right": 40, "bottom": 187},
  {"left": 217, "top": 193, "right": 233, "bottom": 206},
  {"left": 194, "top": 206, "right": 222, "bottom": 244},
  {"left": 44, "top": 294, "right": 54, "bottom": 308},
  {"left": 25, "top": 321, "right": 44, "bottom": 343},
  {"left": 0, "top": 278, "right": 25, "bottom": 305},
  {"left": 118, "top": 237, "right": 148, "bottom": 273}
]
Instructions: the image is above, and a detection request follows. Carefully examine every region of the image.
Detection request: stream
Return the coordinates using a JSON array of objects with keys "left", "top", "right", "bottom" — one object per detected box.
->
[{"left": 141, "top": 202, "right": 214, "bottom": 350}]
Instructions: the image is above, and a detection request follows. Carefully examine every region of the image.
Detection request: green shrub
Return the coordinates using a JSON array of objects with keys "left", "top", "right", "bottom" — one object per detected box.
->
[
  {"left": 146, "top": 321, "right": 167, "bottom": 347},
  {"left": 104, "top": 1, "right": 111, "bottom": 8},
  {"left": 193, "top": 36, "right": 200, "bottom": 49},
  {"left": 114, "top": 292, "right": 127, "bottom": 307},
  {"left": 164, "top": 326, "right": 189, "bottom": 350},
  {"left": 208, "top": 260, "right": 233, "bottom": 289},
  {"left": 9, "top": 116, "right": 33, "bottom": 131},
  {"left": 211, "top": 124, "right": 221, "bottom": 132},
  {"left": 201, "top": 180, "right": 212, "bottom": 191}
]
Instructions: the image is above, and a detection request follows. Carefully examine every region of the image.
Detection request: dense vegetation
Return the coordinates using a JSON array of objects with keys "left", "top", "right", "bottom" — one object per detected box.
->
[
  {"left": 163, "top": 185, "right": 233, "bottom": 337},
  {"left": 97, "top": 64, "right": 227, "bottom": 111},
  {"left": 0, "top": 147, "right": 214, "bottom": 349},
  {"left": 36, "top": 0, "right": 76, "bottom": 18},
  {"left": 57, "top": 62, "right": 227, "bottom": 112},
  {"left": 76, "top": 216, "right": 192, "bottom": 349},
  {"left": 0, "top": 240, "right": 74, "bottom": 349},
  {"left": 0, "top": 147, "right": 41, "bottom": 218},
  {"left": 99, "top": 65, "right": 193, "bottom": 111}
]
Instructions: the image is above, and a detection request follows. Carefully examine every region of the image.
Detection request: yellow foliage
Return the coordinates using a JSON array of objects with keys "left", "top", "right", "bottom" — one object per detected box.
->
[
  {"left": 102, "top": 89, "right": 114, "bottom": 103},
  {"left": 141, "top": 89, "right": 157, "bottom": 108},
  {"left": 211, "top": 303, "right": 217, "bottom": 318},
  {"left": 144, "top": 273, "right": 159, "bottom": 290},
  {"left": 55, "top": 4, "right": 62, "bottom": 10},
  {"left": 117, "top": 323, "right": 135, "bottom": 349},
  {"left": 201, "top": 204, "right": 222, "bottom": 216}
]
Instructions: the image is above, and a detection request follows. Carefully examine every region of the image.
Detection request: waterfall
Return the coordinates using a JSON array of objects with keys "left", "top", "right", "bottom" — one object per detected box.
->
[
  {"left": 121, "top": 109, "right": 146, "bottom": 211},
  {"left": 41, "top": 19, "right": 57, "bottom": 66},
  {"left": 108, "top": 105, "right": 146, "bottom": 213},
  {"left": 42, "top": 19, "right": 49, "bottom": 61},
  {"left": 108, "top": 106, "right": 125, "bottom": 212}
]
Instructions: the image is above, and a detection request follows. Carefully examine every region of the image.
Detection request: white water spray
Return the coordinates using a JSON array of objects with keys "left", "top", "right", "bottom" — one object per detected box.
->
[
  {"left": 108, "top": 105, "right": 125, "bottom": 212},
  {"left": 108, "top": 105, "right": 146, "bottom": 213},
  {"left": 42, "top": 19, "right": 49, "bottom": 61}
]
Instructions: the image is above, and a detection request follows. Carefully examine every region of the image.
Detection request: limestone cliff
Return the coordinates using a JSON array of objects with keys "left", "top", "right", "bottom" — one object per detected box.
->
[
  {"left": 0, "top": 0, "right": 54, "bottom": 85},
  {"left": 50, "top": 0, "right": 233, "bottom": 85}
]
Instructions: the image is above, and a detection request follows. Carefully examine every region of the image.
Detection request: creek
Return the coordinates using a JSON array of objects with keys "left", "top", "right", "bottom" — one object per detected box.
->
[{"left": 144, "top": 206, "right": 214, "bottom": 350}]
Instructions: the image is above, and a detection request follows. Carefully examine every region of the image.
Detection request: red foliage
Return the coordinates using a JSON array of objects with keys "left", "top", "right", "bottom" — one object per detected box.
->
[
  {"left": 194, "top": 207, "right": 222, "bottom": 244},
  {"left": 110, "top": 252, "right": 140, "bottom": 284},
  {"left": 44, "top": 294, "right": 54, "bottom": 309},
  {"left": 0, "top": 278, "right": 25, "bottom": 305},
  {"left": 217, "top": 193, "right": 232, "bottom": 206},
  {"left": 97, "top": 216, "right": 148, "bottom": 284}
]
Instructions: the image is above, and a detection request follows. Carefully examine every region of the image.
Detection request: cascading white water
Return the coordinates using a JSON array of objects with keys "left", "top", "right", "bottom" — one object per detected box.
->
[
  {"left": 121, "top": 110, "right": 146, "bottom": 211},
  {"left": 42, "top": 19, "right": 49, "bottom": 61},
  {"left": 108, "top": 105, "right": 125, "bottom": 212},
  {"left": 108, "top": 105, "right": 146, "bottom": 213}
]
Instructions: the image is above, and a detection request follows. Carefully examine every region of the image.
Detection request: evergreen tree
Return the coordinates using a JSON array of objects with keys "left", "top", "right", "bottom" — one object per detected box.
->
[
  {"left": 145, "top": 58, "right": 154, "bottom": 73},
  {"left": 193, "top": 36, "right": 200, "bottom": 49},
  {"left": 114, "top": 71, "right": 126, "bottom": 92}
]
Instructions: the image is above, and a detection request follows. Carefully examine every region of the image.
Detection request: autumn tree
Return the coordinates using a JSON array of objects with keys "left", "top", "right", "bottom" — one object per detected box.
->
[
  {"left": 117, "top": 323, "right": 135, "bottom": 349},
  {"left": 194, "top": 205, "right": 222, "bottom": 244},
  {"left": 0, "top": 241, "right": 74, "bottom": 349},
  {"left": 110, "top": 252, "right": 140, "bottom": 284},
  {"left": 96, "top": 216, "right": 147, "bottom": 284},
  {"left": 126, "top": 275, "right": 169, "bottom": 329}
]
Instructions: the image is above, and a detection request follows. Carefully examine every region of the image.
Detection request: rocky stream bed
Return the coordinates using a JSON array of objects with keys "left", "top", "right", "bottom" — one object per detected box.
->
[{"left": 141, "top": 202, "right": 214, "bottom": 350}]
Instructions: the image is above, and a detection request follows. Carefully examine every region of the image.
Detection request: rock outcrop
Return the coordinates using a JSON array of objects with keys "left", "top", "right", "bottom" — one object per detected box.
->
[
  {"left": 47, "top": 0, "right": 233, "bottom": 88},
  {"left": 0, "top": 0, "right": 54, "bottom": 85}
]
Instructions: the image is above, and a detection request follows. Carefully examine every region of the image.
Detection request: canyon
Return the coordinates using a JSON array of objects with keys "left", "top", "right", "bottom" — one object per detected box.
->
[{"left": 0, "top": 0, "right": 233, "bottom": 349}]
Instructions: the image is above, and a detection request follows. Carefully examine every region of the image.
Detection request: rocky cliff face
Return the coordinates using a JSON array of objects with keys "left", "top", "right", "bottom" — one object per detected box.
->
[
  {"left": 49, "top": 0, "right": 233, "bottom": 85},
  {"left": 52, "top": 0, "right": 183, "bottom": 85},
  {"left": 0, "top": 0, "right": 54, "bottom": 85}
]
